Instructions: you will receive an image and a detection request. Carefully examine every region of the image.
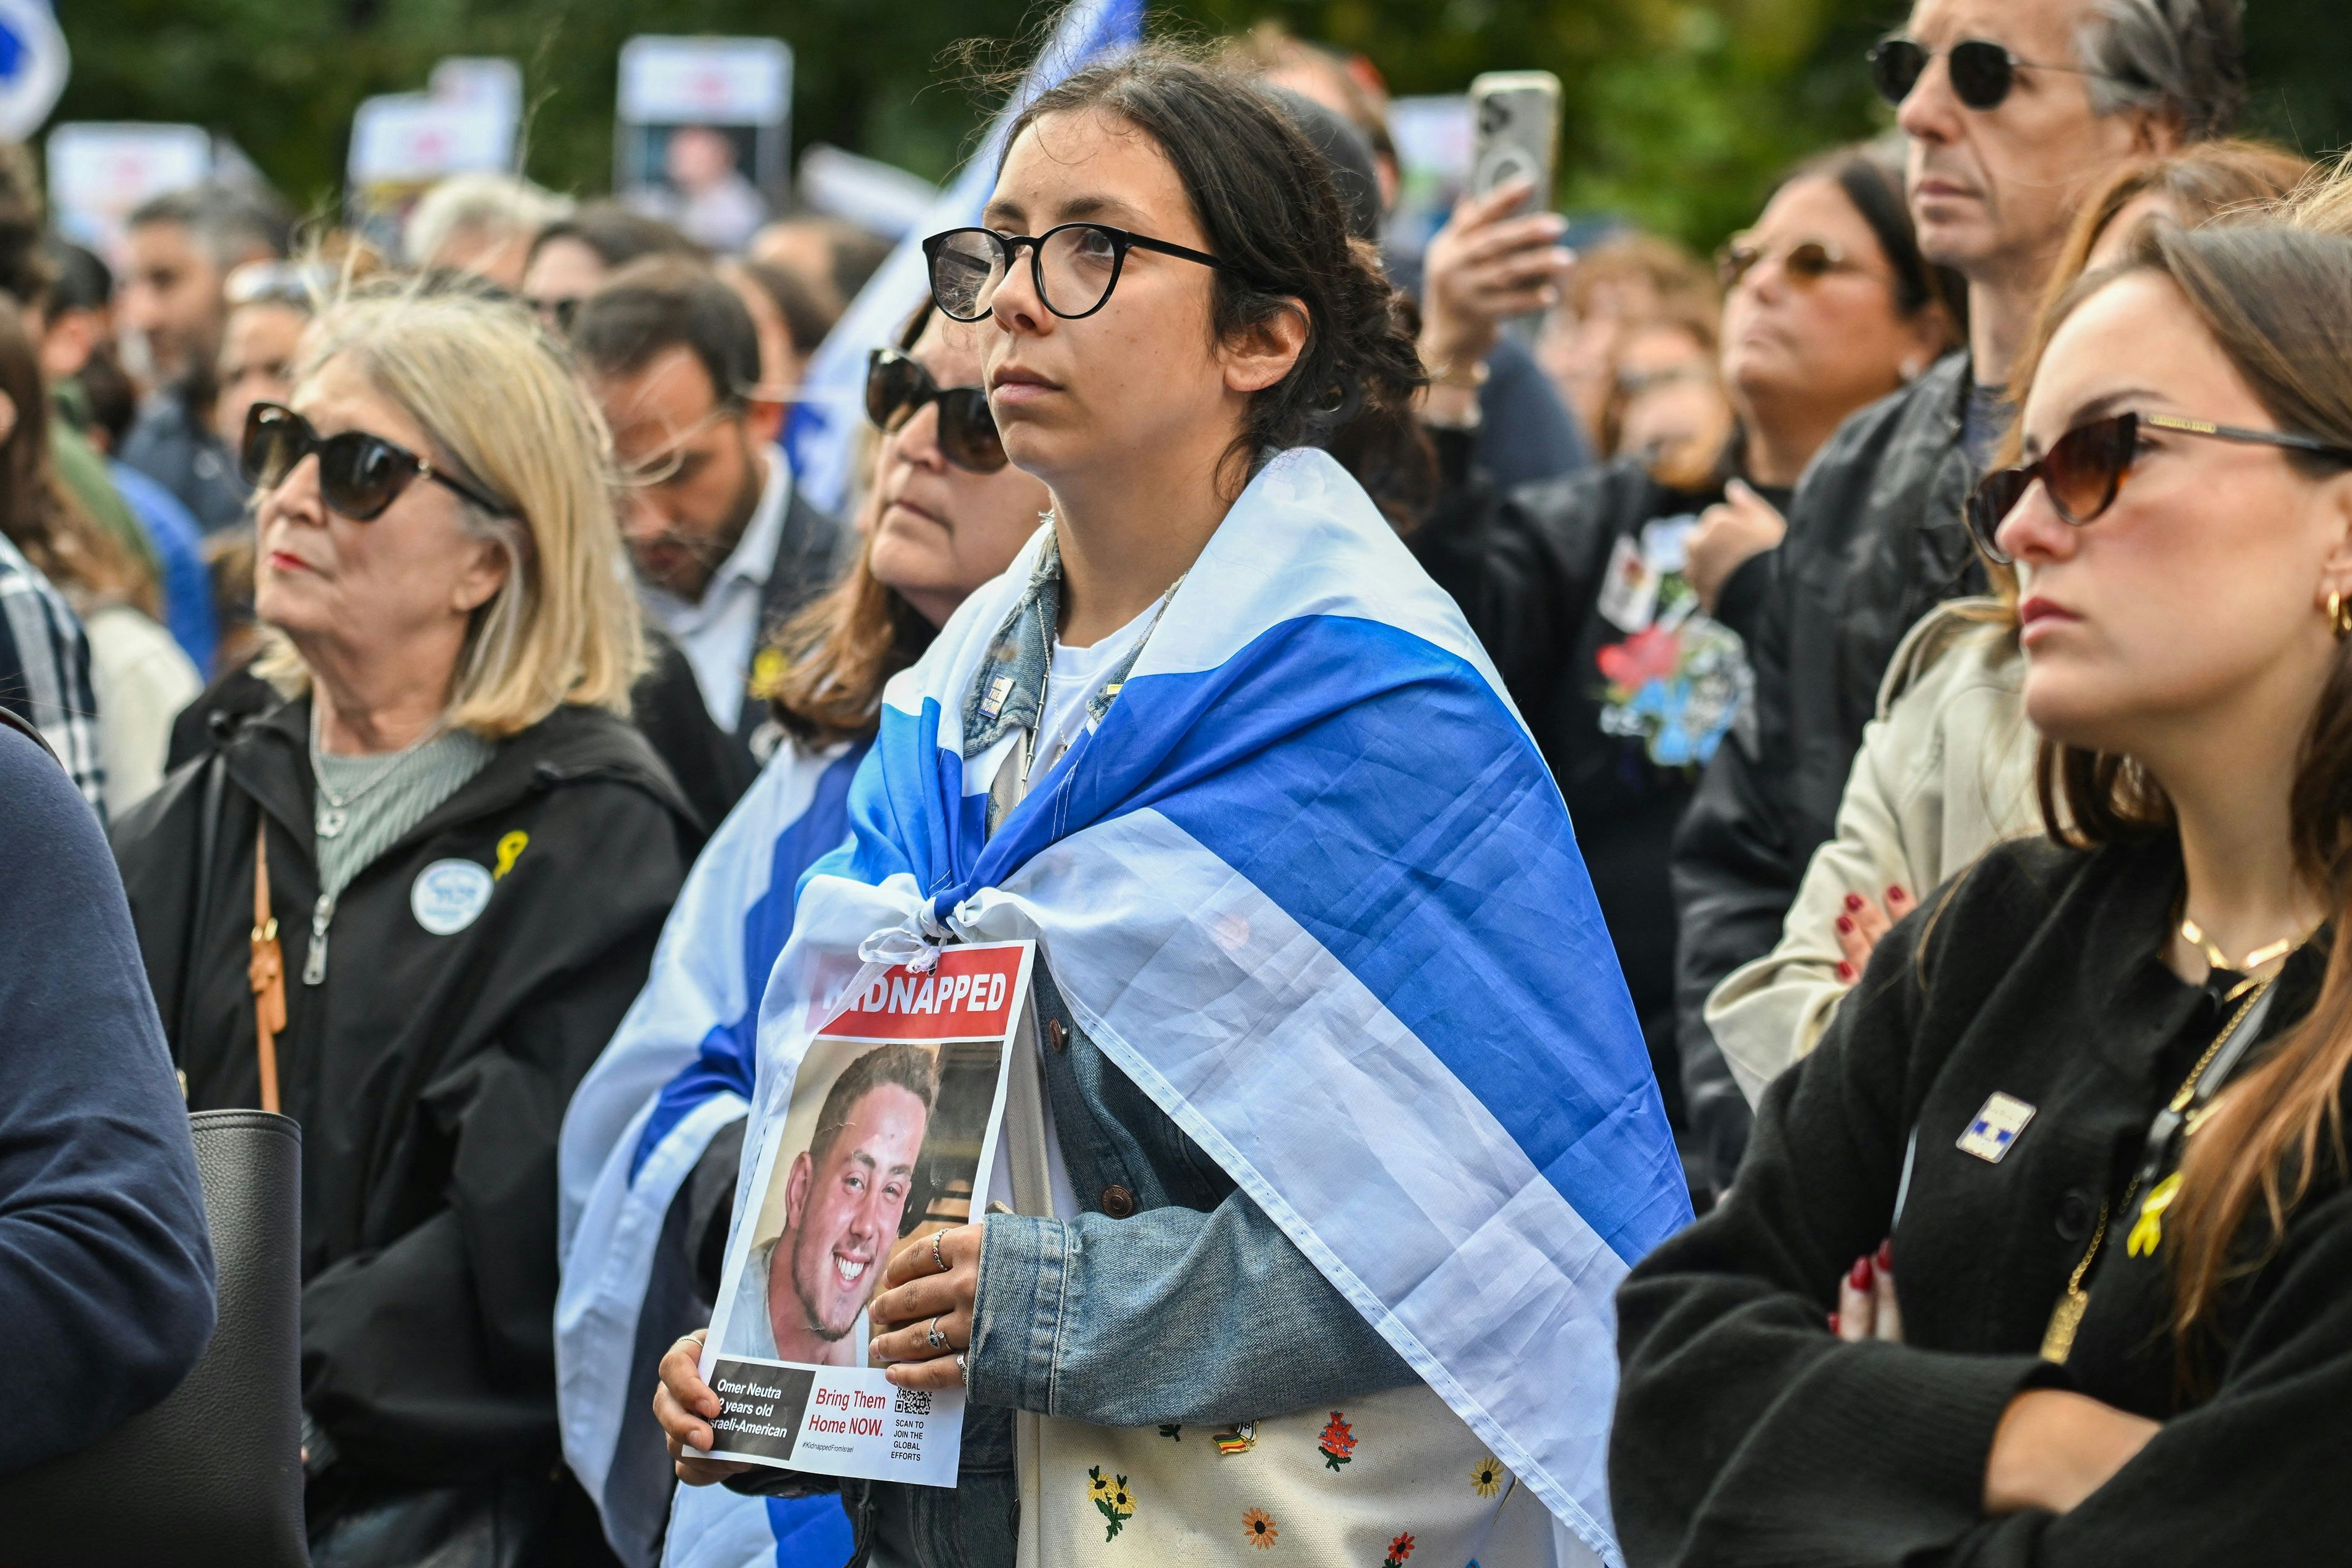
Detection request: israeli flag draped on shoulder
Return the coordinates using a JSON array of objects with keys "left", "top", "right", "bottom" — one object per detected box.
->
[
  {"left": 556, "top": 739, "right": 866, "bottom": 1568},
  {"left": 784, "top": 0, "right": 1145, "bottom": 513},
  {"left": 751, "top": 448, "right": 1693, "bottom": 1564}
]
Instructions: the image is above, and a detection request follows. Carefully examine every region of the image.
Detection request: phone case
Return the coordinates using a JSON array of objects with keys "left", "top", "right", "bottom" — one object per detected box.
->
[{"left": 1469, "top": 70, "right": 1562, "bottom": 216}]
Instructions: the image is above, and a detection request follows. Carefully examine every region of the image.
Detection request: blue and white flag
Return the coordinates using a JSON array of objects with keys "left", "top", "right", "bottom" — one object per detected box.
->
[
  {"left": 783, "top": 0, "right": 1143, "bottom": 513},
  {"left": 0, "top": 0, "right": 65, "bottom": 141},
  {"left": 558, "top": 739, "right": 868, "bottom": 1568},
  {"left": 747, "top": 449, "right": 1693, "bottom": 1563}
]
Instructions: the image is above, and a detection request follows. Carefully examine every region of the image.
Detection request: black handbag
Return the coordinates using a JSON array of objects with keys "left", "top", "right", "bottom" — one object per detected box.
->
[{"left": 0, "top": 1109, "right": 309, "bottom": 1566}]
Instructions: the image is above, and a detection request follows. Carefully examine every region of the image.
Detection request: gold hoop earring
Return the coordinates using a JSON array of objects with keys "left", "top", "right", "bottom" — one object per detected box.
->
[{"left": 2330, "top": 589, "right": 2352, "bottom": 641}]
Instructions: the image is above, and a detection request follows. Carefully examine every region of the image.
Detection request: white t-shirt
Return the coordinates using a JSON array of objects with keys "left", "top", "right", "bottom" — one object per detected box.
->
[{"left": 1028, "top": 600, "right": 1156, "bottom": 781}]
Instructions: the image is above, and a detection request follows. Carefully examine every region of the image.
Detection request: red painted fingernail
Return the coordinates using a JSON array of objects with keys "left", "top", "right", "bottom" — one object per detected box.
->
[
  {"left": 1876, "top": 1240, "right": 1894, "bottom": 1272},
  {"left": 1835, "top": 915, "right": 1853, "bottom": 933},
  {"left": 1836, "top": 961, "right": 1854, "bottom": 981},
  {"left": 1843, "top": 893, "right": 1864, "bottom": 912},
  {"left": 1849, "top": 1257, "right": 1873, "bottom": 1291},
  {"left": 1887, "top": 886, "right": 1907, "bottom": 903},
  {"left": 1828, "top": 1311, "right": 1840, "bottom": 1333}
]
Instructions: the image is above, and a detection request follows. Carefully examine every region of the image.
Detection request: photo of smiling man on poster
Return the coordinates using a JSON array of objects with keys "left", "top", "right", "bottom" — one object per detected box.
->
[{"left": 726, "top": 1041, "right": 937, "bottom": 1365}]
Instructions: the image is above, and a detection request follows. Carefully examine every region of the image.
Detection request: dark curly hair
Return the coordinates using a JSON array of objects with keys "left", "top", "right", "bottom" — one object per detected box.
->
[{"left": 1004, "top": 48, "right": 1426, "bottom": 502}]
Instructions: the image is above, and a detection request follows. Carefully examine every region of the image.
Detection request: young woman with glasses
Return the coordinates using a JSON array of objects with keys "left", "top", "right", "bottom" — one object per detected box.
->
[
  {"left": 111, "top": 283, "right": 700, "bottom": 1564},
  {"left": 1612, "top": 179, "right": 2352, "bottom": 1566},
  {"left": 653, "top": 45, "right": 1687, "bottom": 1568},
  {"left": 558, "top": 301, "right": 1051, "bottom": 1566}
]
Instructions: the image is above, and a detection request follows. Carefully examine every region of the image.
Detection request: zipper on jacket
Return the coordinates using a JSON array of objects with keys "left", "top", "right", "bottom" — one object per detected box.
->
[{"left": 303, "top": 891, "right": 336, "bottom": 986}]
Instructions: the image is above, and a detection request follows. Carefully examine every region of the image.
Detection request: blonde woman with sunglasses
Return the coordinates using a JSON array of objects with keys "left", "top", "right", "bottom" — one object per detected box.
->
[{"left": 114, "top": 283, "right": 699, "bottom": 1564}]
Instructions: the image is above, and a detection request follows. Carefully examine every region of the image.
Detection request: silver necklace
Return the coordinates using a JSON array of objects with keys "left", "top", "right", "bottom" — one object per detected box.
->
[{"left": 310, "top": 703, "right": 447, "bottom": 839}]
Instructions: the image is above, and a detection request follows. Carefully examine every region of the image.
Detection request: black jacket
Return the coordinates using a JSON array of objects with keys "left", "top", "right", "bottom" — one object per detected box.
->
[
  {"left": 1412, "top": 434, "right": 1788, "bottom": 1143},
  {"left": 728, "top": 480, "right": 844, "bottom": 759},
  {"left": 1670, "top": 352, "right": 1985, "bottom": 1192},
  {"left": 1613, "top": 834, "right": 2352, "bottom": 1567},
  {"left": 113, "top": 696, "right": 696, "bottom": 1487}
]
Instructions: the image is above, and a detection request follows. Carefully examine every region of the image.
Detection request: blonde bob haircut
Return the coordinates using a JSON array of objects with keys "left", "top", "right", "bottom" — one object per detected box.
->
[{"left": 256, "top": 283, "right": 644, "bottom": 736}]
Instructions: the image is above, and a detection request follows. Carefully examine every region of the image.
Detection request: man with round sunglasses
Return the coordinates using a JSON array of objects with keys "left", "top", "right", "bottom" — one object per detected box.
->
[
  {"left": 1669, "top": 0, "right": 2243, "bottom": 1196},
  {"left": 572, "top": 259, "right": 843, "bottom": 803}
]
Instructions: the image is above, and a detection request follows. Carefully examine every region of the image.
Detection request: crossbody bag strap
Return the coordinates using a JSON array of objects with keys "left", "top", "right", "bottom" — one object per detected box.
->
[
  {"left": 0, "top": 701, "right": 57, "bottom": 762},
  {"left": 247, "top": 826, "right": 287, "bottom": 1113}
]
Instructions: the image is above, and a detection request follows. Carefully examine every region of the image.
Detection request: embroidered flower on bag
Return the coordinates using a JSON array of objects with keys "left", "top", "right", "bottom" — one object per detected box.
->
[
  {"left": 1317, "top": 1411, "right": 1358, "bottom": 1471},
  {"left": 1242, "top": 1507, "right": 1279, "bottom": 1549},
  {"left": 1470, "top": 1456, "right": 1505, "bottom": 1498},
  {"left": 1384, "top": 1532, "right": 1417, "bottom": 1566},
  {"left": 1089, "top": 1464, "right": 1134, "bottom": 1540}
]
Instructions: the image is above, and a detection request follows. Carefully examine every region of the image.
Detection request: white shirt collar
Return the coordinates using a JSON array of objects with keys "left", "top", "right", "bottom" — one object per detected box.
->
[
  {"left": 638, "top": 444, "right": 790, "bottom": 633},
  {"left": 709, "top": 445, "right": 790, "bottom": 601}
]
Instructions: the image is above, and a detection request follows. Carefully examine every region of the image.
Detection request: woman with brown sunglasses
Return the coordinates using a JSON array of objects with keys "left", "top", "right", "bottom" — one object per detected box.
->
[{"left": 1612, "top": 167, "right": 2352, "bottom": 1566}]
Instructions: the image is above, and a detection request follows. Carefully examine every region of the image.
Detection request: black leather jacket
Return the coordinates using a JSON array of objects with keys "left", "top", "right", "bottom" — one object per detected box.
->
[{"left": 1669, "top": 352, "right": 1987, "bottom": 1195}]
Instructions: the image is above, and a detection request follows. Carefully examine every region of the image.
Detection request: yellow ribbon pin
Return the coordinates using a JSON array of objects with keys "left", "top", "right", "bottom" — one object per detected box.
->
[
  {"left": 749, "top": 647, "right": 790, "bottom": 700},
  {"left": 493, "top": 831, "right": 529, "bottom": 881},
  {"left": 2127, "top": 1172, "right": 2183, "bottom": 1258}
]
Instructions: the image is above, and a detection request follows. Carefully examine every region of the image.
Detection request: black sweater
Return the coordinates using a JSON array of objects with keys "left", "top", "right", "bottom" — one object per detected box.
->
[{"left": 1613, "top": 833, "right": 2352, "bottom": 1566}]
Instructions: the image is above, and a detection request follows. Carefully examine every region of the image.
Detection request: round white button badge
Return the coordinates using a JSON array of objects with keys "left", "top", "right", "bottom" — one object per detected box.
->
[{"left": 411, "top": 858, "right": 494, "bottom": 935}]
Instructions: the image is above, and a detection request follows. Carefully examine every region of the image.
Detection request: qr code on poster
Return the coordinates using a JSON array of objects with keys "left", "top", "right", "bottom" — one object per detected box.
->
[{"left": 893, "top": 1386, "right": 932, "bottom": 1417}]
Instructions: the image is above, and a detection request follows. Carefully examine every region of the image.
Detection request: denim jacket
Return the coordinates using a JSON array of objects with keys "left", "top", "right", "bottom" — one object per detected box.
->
[{"left": 834, "top": 537, "right": 1415, "bottom": 1568}]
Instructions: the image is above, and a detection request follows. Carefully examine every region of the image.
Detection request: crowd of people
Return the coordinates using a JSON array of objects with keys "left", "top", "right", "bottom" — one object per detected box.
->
[{"left": 12, "top": 0, "right": 2352, "bottom": 1563}]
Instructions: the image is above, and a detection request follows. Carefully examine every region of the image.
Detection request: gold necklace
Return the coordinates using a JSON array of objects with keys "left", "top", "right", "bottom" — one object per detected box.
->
[
  {"left": 2041, "top": 971, "right": 2280, "bottom": 1363},
  {"left": 2177, "top": 912, "right": 2302, "bottom": 977}
]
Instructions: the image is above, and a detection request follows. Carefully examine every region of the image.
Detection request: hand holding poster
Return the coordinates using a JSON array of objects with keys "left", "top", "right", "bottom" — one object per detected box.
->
[{"left": 694, "top": 942, "right": 1033, "bottom": 1487}]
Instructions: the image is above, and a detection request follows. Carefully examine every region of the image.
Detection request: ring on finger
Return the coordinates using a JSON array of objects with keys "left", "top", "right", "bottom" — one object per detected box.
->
[
  {"left": 931, "top": 1231, "right": 950, "bottom": 1274},
  {"left": 925, "top": 1315, "right": 948, "bottom": 1352},
  {"left": 956, "top": 1352, "right": 969, "bottom": 1386}
]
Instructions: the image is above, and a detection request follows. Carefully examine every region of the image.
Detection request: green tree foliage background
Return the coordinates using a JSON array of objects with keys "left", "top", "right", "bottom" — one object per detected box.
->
[{"left": 49, "top": 0, "right": 2352, "bottom": 250}]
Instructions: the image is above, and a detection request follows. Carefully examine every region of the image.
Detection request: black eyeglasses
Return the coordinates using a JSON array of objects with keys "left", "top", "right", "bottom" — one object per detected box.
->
[
  {"left": 242, "top": 402, "right": 512, "bottom": 522},
  {"left": 922, "top": 223, "right": 1232, "bottom": 323},
  {"left": 1965, "top": 411, "right": 2352, "bottom": 564},
  {"left": 1868, "top": 36, "right": 2116, "bottom": 112},
  {"left": 866, "top": 348, "right": 1007, "bottom": 473},
  {"left": 1717, "top": 238, "right": 1859, "bottom": 292}
]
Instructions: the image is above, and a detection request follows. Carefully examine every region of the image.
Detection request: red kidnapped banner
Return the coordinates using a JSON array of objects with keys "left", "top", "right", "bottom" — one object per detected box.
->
[{"left": 821, "top": 944, "right": 1026, "bottom": 1041}]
